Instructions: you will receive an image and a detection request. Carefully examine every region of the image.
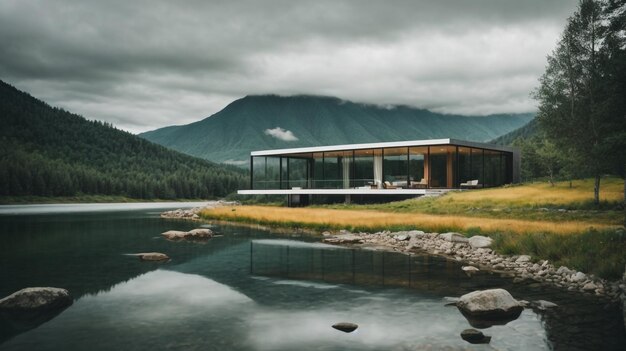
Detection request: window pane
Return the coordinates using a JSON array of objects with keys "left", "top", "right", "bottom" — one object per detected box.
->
[
  {"left": 354, "top": 149, "right": 375, "bottom": 187},
  {"left": 470, "top": 148, "right": 483, "bottom": 187},
  {"left": 383, "top": 147, "right": 408, "bottom": 188},
  {"left": 252, "top": 156, "right": 266, "bottom": 189},
  {"left": 409, "top": 146, "right": 427, "bottom": 187},
  {"left": 429, "top": 146, "right": 456, "bottom": 188}
]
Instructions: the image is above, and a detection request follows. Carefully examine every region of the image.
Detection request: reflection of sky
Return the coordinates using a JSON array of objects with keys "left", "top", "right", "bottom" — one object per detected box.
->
[
  {"left": 0, "top": 202, "right": 210, "bottom": 215},
  {"left": 2, "top": 269, "right": 548, "bottom": 351}
]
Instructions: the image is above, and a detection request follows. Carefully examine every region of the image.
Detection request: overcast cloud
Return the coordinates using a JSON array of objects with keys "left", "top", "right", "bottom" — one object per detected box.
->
[{"left": 0, "top": 0, "right": 578, "bottom": 133}]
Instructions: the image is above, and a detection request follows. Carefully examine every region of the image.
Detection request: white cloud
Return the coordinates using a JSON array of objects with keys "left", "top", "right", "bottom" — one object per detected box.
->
[{"left": 264, "top": 127, "right": 299, "bottom": 141}]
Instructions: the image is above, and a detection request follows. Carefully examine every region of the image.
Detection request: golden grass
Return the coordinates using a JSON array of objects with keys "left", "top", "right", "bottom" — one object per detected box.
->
[
  {"left": 445, "top": 178, "right": 623, "bottom": 206},
  {"left": 201, "top": 205, "right": 619, "bottom": 235}
]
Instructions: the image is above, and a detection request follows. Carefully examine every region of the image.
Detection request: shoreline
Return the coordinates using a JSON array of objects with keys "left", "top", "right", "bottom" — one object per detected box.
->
[
  {"left": 164, "top": 203, "right": 625, "bottom": 302},
  {"left": 318, "top": 229, "right": 624, "bottom": 302}
]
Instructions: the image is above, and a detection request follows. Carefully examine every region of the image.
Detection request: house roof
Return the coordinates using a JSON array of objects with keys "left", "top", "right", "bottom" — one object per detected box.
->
[{"left": 250, "top": 138, "right": 517, "bottom": 156}]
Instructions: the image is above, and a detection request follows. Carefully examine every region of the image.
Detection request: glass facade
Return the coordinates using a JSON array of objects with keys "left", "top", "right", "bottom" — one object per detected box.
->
[{"left": 250, "top": 143, "right": 513, "bottom": 190}]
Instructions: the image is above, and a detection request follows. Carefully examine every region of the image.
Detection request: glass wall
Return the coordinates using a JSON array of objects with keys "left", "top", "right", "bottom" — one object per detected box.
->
[
  {"left": 250, "top": 145, "right": 513, "bottom": 190},
  {"left": 312, "top": 153, "right": 324, "bottom": 188},
  {"left": 286, "top": 157, "right": 308, "bottom": 188},
  {"left": 353, "top": 149, "right": 375, "bottom": 187},
  {"left": 251, "top": 156, "right": 280, "bottom": 189},
  {"left": 457, "top": 147, "right": 471, "bottom": 187},
  {"left": 470, "top": 148, "right": 484, "bottom": 187},
  {"left": 409, "top": 146, "right": 427, "bottom": 187},
  {"left": 383, "top": 147, "right": 409, "bottom": 188},
  {"left": 429, "top": 146, "right": 456, "bottom": 188}
]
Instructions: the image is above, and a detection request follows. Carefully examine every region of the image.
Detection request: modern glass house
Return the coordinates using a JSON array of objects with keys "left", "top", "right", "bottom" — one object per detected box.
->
[{"left": 238, "top": 139, "right": 520, "bottom": 205}]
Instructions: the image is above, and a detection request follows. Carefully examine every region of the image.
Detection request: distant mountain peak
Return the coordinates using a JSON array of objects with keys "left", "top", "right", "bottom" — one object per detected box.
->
[{"left": 140, "top": 94, "right": 534, "bottom": 165}]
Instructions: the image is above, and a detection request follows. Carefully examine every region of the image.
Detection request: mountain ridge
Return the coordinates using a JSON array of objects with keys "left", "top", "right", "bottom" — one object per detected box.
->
[
  {"left": 0, "top": 80, "right": 245, "bottom": 199},
  {"left": 141, "top": 94, "right": 534, "bottom": 164}
]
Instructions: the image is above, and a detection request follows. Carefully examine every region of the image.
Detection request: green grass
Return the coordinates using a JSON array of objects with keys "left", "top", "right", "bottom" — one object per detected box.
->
[{"left": 491, "top": 228, "right": 626, "bottom": 280}]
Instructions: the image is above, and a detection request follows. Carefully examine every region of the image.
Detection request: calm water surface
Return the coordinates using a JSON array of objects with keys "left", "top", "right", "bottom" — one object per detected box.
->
[{"left": 0, "top": 203, "right": 624, "bottom": 350}]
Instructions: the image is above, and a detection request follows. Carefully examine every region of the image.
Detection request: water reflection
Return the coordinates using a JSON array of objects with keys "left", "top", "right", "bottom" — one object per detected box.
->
[
  {"left": 0, "top": 209, "right": 624, "bottom": 350},
  {"left": 1, "top": 271, "right": 254, "bottom": 351}
]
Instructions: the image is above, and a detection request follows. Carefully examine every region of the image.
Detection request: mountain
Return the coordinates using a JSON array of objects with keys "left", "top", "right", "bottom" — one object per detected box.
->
[
  {"left": 491, "top": 118, "right": 539, "bottom": 145},
  {"left": 140, "top": 95, "right": 534, "bottom": 164},
  {"left": 0, "top": 80, "right": 246, "bottom": 199}
]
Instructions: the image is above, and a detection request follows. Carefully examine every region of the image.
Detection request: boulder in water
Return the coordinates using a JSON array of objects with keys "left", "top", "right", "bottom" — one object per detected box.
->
[
  {"left": 137, "top": 252, "right": 170, "bottom": 261},
  {"left": 332, "top": 322, "right": 358, "bottom": 333},
  {"left": 460, "top": 329, "right": 491, "bottom": 344},
  {"left": 0, "top": 287, "right": 72, "bottom": 312},
  {"left": 457, "top": 288, "right": 523, "bottom": 328},
  {"left": 0, "top": 287, "right": 73, "bottom": 336}
]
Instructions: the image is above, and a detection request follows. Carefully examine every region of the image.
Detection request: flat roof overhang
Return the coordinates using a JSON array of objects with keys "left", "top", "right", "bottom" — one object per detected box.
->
[
  {"left": 238, "top": 189, "right": 453, "bottom": 195},
  {"left": 250, "top": 138, "right": 516, "bottom": 157}
]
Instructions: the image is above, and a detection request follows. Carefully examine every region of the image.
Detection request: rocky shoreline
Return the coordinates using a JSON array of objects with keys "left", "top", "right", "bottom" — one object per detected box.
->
[
  {"left": 160, "top": 200, "right": 240, "bottom": 220},
  {"left": 321, "top": 229, "right": 626, "bottom": 304},
  {"left": 159, "top": 206, "right": 626, "bottom": 325}
]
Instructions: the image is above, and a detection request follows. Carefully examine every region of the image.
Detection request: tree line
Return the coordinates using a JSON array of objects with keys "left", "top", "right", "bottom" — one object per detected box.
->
[{"left": 0, "top": 80, "right": 246, "bottom": 199}]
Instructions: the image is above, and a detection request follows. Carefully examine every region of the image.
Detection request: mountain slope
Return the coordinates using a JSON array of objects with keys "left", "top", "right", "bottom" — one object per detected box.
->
[
  {"left": 0, "top": 80, "right": 245, "bottom": 199},
  {"left": 140, "top": 95, "right": 534, "bottom": 164},
  {"left": 491, "top": 118, "right": 539, "bottom": 145}
]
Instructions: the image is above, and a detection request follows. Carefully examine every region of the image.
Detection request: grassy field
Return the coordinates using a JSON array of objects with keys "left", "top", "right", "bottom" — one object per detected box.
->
[
  {"left": 322, "top": 178, "right": 625, "bottom": 225},
  {"left": 200, "top": 178, "right": 626, "bottom": 279}
]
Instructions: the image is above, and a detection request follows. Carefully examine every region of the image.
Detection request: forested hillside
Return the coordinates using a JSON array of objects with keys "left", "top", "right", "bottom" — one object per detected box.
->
[
  {"left": 0, "top": 80, "right": 246, "bottom": 199},
  {"left": 141, "top": 95, "right": 533, "bottom": 164},
  {"left": 491, "top": 119, "right": 538, "bottom": 145}
]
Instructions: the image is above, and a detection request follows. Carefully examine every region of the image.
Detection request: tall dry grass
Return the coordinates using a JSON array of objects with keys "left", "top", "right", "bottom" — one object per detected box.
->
[
  {"left": 445, "top": 178, "right": 623, "bottom": 206},
  {"left": 201, "top": 206, "right": 619, "bottom": 235}
]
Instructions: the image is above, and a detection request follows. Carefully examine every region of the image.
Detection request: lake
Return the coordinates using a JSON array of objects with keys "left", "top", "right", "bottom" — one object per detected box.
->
[{"left": 0, "top": 203, "right": 624, "bottom": 350}]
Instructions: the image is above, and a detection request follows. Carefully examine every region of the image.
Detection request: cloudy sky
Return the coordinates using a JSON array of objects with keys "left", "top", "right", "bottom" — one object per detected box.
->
[{"left": 0, "top": 0, "right": 578, "bottom": 133}]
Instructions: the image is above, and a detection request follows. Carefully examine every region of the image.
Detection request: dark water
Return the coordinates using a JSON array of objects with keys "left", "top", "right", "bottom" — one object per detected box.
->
[{"left": 0, "top": 204, "right": 624, "bottom": 350}]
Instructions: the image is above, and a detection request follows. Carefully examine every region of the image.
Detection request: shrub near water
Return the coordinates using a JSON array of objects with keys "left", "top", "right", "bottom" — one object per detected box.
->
[{"left": 491, "top": 229, "right": 626, "bottom": 280}]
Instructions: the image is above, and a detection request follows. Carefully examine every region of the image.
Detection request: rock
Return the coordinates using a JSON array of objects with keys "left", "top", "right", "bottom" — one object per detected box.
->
[
  {"left": 323, "top": 234, "right": 363, "bottom": 244},
  {"left": 468, "top": 235, "right": 493, "bottom": 249},
  {"left": 532, "top": 300, "right": 558, "bottom": 310},
  {"left": 556, "top": 266, "right": 571, "bottom": 275},
  {"left": 0, "top": 288, "right": 72, "bottom": 312},
  {"left": 456, "top": 289, "right": 523, "bottom": 328},
  {"left": 137, "top": 252, "right": 170, "bottom": 261},
  {"left": 571, "top": 272, "right": 587, "bottom": 282},
  {"left": 462, "top": 266, "right": 479, "bottom": 272},
  {"left": 395, "top": 234, "right": 409, "bottom": 241},
  {"left": 407, "top": 230, "right": 426, "bottom": 237},
  {"left": 322, "top": 231, "right": 332, "bottom": 236},
  {"left": 439, "top": 232, "right": 469, "bottom": 243},
  {"left": 187, "top": 228, "right": 213, "bottom": 238},
  {"left": 162, "top": 228, "right": 213, "bottom": 240},
  {"left": 161, "top": 230, "right": 188, "bottom": 240},
  {"left": 332, "top": 322, "right": 358, "bottom": 333},
  {"left": 583, "top": 282, "right": 598, "bottom": 291},
  {"left": 462, "top": 266, "right": 479, "bottom": 277},
  {"left": 460, "top": 329, "right": 491, "bottom": 344},
  {"left": 0, "top": 287, "right": 74, "bottom": 335},
  {"left": 516, "top": 255, "right": 531, "bottom": 263}
]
